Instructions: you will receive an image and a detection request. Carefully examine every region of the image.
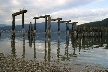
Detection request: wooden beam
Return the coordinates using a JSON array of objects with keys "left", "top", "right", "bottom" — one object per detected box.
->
[
  {"left": 60, "top": 20, "right": 71, "bottom": 23},
  {"left": 13, "top": 10, "right": 27, "bottom": 16},
  {"left": 69, "top": 22, "right": 78, "bottom": 24},
  {"left": 51, "top": 18, "right": 62, "bottom": 21},
  {"left": 33, "top": 17, "right": 39, "bottom": 19}
]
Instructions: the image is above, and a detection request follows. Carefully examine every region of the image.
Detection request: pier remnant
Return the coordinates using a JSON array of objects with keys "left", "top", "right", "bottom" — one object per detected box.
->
[
  {"left": 48, "top": 16, "right": 51, "bottom": 61},
  {"left": 39, "top": 15, "right": 50, "bottom": 39},
  {"left": 51, "top": 18, "right": 62, "bottom": 60},
  {"left": 51, "top": 18, "right": 62, "bottom": 40},
  {"left": 33, "top": 17, "right": 39, "bottom": 59},
  {"left": 12, "top": 9, "right": 27, "bottom": 57},
  {"left": 69, "top": 22, "right": 78, "bottom": 37},
  {"left": 60, "top": 20, "right": 71, "bottom": 41}
]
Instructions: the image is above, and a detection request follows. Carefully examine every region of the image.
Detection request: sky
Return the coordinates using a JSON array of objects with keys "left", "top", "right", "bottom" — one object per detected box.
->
[{"left": 0, "top": 0, "right": 108, "bottom": 25}]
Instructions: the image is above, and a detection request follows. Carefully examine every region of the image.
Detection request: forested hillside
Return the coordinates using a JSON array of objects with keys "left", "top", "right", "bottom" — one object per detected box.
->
[{"left": 80, "top": 18, "right": 108, "bottom": 27}]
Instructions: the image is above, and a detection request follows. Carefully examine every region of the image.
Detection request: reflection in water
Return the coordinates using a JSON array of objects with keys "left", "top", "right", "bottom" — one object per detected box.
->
[
  {"left": 65, "top": 23, "right": 69, "bottom": 60},
  {"left": 57, "top": 33, "right": 60, "bottom": 61},
  {"left": 34, "top": 35, "right": 36, "bottom": 59},
  {"left": 22, "top": 32, "right": 25, "bottom": 58},
  {"left": 44, "top": 36, "right": 47, "bottom": 62},
  {"left": 11, "top": 32, "right": 16, "bottom": 57},
  {"left": 28, "top": 22, "right": 33, "bottom": 47},
  {"left": 9, "top": 32, "right": 108, "bottom": 67},
  {"left": 70, "top": 34, "right": 77, "bottom": 57}
]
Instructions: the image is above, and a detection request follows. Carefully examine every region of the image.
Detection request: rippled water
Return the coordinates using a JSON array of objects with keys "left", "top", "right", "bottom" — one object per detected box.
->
[{"left": 0, "top": 32, "right": 108, "bottom": 68}]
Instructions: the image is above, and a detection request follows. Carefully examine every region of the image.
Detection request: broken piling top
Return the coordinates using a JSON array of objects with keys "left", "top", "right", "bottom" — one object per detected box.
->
[
  {"left": 12, "top": 9, "right": 27, "bottom": 16},
  {"left": 51, "top": 18, "right": 62, "bottom": 21},
  {"left": 33, "top": 17, "right": 39, "bottom": 19},
  {"left": 60, "top": 20, "right": 71, "bottom": 23},
  {"left": 38, "top": 15, "right": 50, "bottom": 18},
  {"left": 69, "top": 22, "right": 78, "bottom": 24}
]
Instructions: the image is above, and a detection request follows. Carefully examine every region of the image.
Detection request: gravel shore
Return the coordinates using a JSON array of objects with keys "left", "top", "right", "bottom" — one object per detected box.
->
[{"left": 0, "top": 53, "right": 108, "bottom": 72}]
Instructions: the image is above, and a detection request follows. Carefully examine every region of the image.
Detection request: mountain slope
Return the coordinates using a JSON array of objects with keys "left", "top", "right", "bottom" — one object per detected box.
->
[
  {"left": 0, "top": 22, "right": 67, "bottom": 32},
  {"left": 79, "top": 18, "right": 108, "bottom": 27}
]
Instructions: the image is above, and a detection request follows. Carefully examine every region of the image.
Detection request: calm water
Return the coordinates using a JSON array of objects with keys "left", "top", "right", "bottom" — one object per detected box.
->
[{"left": 0, "top": 32, "right": 108, "bottom": 68}]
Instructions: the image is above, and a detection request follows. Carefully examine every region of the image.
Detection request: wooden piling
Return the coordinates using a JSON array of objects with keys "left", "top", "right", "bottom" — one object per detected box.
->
[
  {"left": 11, "top": 14, "right": 16, "bottom": 57},
  {"left": 60, "top": 20, "right": 71, "bottom": 41},
  {"left": 51, "top": 18, "right": 62, "bottom": 61},
  {"left": 33, "top": 17, "right": 39, "bottom": 59},
  {"left": 48, "top": 16, "right": 51, "bottom": 61},
  {"left": 72, "top": 22, "right": 78, "bottom": 38},
  {"left": 45, "top": 16, "right": 47, "bottom": 41},
  {"left": 12, "top": 10, "right": 27, "bottom": 56}
]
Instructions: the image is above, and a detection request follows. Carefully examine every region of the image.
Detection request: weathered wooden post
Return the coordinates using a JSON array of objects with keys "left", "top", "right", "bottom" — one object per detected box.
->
[
  {"left": 34, "top": 15, "right": 50, "bottom": 61},
  {"left": 69, "top": 22, "right": 78, "bottom": 37},
  {"left": 65, "top": 20, "right": 71, "bottom": 42},
  {"left": 22, "top": 12, "right": 25, "bottom": 58},
  {"left": 60, "top": 20, "right": 71, "bottom": 41},
  {"left": 38, "top": 15, "right": 50, "bottom": 40},
  {"left": 59, "top": 20, "right": 71, "bottom": 60},
  {"left": 12, "top": 10, "right": 27, "bottom": 57},
  {"left": 48, "top": 16, "right": 51, "bottom": 62},
  {"left": 72, "top": 22, "right": 78, "bottom": 37},
  {"left": 51, "top": 18, "right": 62, "bottom": 61},
  {"left": 44, "top": 15, "right": 50, "bottom": 45},
  {"left": 33, "top": 17, "right": 39, "bottom": 59},
  {"left": 11, "top": 14, "right": 16, "bottom": 57},
  {"left": 12, "top": 14, "right": 15, "bottom": 40}
]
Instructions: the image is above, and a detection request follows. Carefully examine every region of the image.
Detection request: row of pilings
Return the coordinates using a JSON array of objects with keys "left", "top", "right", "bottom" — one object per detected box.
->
[
  {"left": 10, "top": 9, "right": 108, "bottom": 61},
  {"left": 11, "top": 9, "right": 78, "bottom": 49},
  {"left": 11, "top": 9, "right": 107, "bottom": 57},
  {"left": 11, "top": 10, "right": 107, "bottom": 40},
  {"left": 10, "top": 29, "right": 108, "bottom": 60}
]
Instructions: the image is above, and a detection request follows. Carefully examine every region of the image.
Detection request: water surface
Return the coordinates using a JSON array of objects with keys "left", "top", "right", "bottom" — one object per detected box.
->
[{"left": 0, "top": 32, "right": 108, "bottom": 68}]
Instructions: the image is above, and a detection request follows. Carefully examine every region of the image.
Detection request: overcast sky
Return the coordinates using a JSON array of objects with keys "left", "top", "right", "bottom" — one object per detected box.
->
[{"left": 0, "top": 0, "right": 108, "bottom": 25}]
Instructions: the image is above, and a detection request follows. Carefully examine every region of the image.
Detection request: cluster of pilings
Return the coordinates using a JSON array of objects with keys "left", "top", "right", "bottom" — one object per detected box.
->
[
  {"left": 76, "top": 26, "right": 104, "bottom": 38},
  {"left": 10, "top": 30, "right": 108, "bottom": 61},
  {"left": 11, "top": 10, "right": 78, "bottom": 45},
  {"left": 11, "top": 9, "right": 27, "bottom": 57},
  {"left": 11, "top": 9, "right": 79, "bottom": 60},
  {"left": 11, "top": 9, "right": 107, "bottom": 58},
  {"left": 10, "top": 9, "right": 108, "bottom": 40}
]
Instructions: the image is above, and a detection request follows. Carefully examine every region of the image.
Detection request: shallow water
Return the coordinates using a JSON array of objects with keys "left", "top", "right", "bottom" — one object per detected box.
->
[{"left": 0, "top": 32, "right": 108, "bottom": 68}]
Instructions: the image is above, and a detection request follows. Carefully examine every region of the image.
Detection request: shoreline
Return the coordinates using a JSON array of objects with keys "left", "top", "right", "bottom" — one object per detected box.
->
[{"left": 0, "top": 53, "right": 108, "bottom": 72}]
